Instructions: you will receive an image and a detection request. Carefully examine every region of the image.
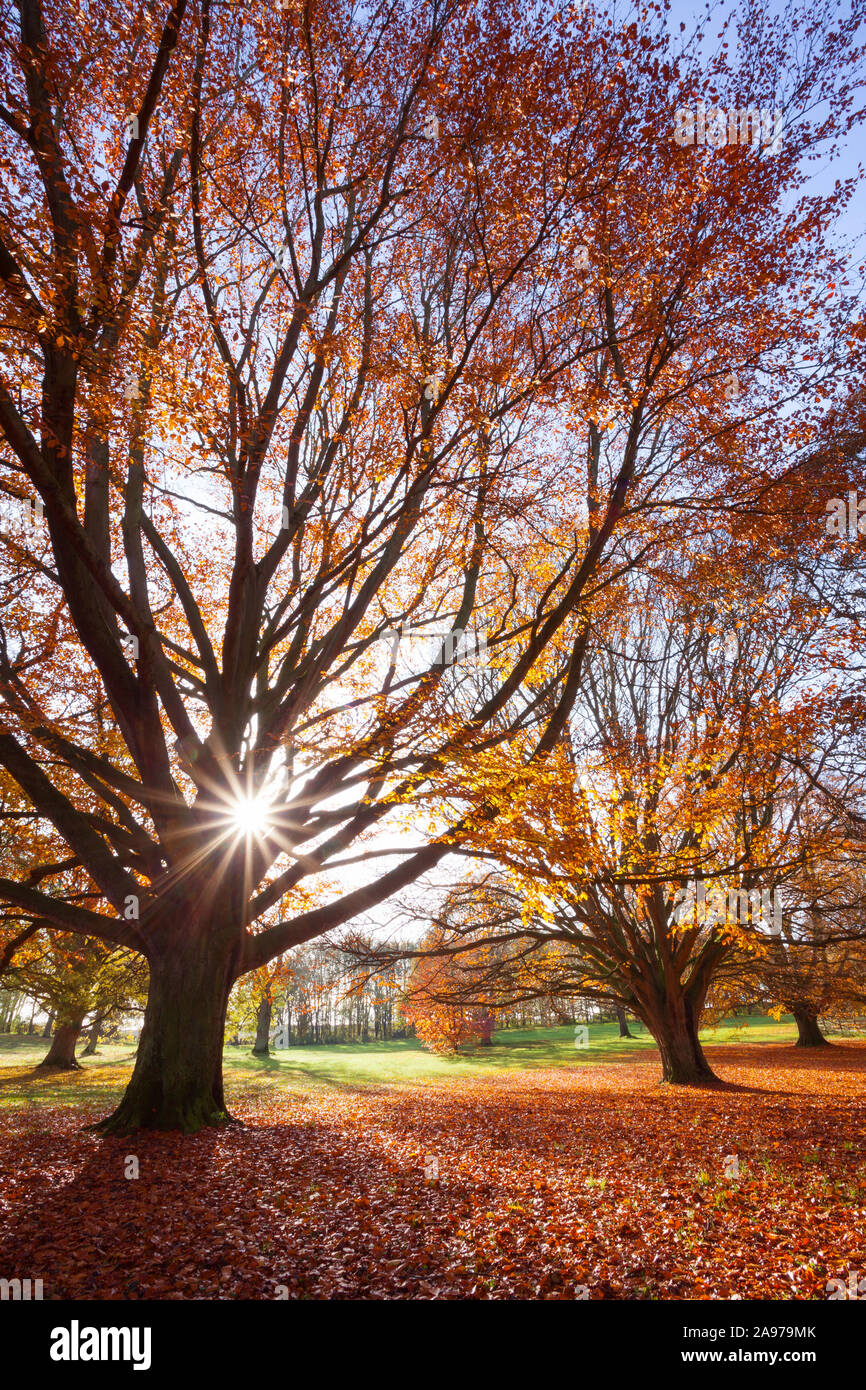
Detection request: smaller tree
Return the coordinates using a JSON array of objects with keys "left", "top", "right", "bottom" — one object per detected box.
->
[
  {"left": 2, "top": 932, "right": 146, "bottom": 1069},
  {"left": 403, "top": 928, "right": 497, "bottom": 1055}
]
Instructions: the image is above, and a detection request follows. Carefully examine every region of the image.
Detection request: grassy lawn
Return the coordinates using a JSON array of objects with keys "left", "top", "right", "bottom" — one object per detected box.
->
[
  {"left": 226, "top": 1014, "right": 851, "bottom": 1087},
  {"left": 1, "top": 1015, "right": 863, "bottom": 1106}
]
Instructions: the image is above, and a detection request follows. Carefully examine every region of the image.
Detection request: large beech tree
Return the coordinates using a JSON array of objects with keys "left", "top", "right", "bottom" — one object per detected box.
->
[{"left": 0, "top": 0, "right": 863, "bottom": 1128}]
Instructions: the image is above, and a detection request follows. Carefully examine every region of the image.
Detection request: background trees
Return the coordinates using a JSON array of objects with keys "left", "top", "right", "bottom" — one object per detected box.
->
[
  {"left": 225, "top": 933, "right": 411, "bottom": 1047},
  {"left": 1, "top": 931, "right": 145, "bottom": 1065}
]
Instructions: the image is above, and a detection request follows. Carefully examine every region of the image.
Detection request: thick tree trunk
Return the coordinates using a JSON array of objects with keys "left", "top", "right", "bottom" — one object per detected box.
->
[
  {"left": 81, "top": 1013, "right": 104, "bottom": 1056},
  {"left": 93, "top": 940, "right": 237, "bottom": 1135},
  {"left": 252, "top": 995, "right": 272, "bottom": 1055},
  {"left": 793, "top": 1007, "right": 830, "bottom": 1047},
  {"left": 642, "top": 994, "right": 718, "bottom": 1085},
  {"left": 39, "top": 1015, "right": 85, "bottom": 1069},
  {"left": 615, "top": 1004, "right": 633, "bottom": 1039},
  {"left": 478, "top": 1007, "right": 494, "bottom": 1046}
]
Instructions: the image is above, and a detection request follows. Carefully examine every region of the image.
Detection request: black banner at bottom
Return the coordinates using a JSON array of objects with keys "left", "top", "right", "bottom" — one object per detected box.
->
[{"left": 4, "top": 1296, "right": 859, "bottom": 1380}]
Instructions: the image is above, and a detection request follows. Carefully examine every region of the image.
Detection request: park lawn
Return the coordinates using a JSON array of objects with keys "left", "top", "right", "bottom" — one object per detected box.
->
[
  {"left": 1, "top": 1016, "right": 863, "bottom": 1108},
  {"left": 224, "top": 1015, "right": 854, "bottom": 1088}
]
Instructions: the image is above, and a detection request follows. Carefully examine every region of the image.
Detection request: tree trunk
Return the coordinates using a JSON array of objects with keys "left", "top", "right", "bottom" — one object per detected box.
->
[
  {"left": 642, "top": 994, "right": 718, "bottom": 1085},
  {"left": 252, "top": 995, "right": 272, "bottom": 1055},
  {"left": 93, "top": 939, "right": 237, "bottom": 1135},
  {"left": 0, "top": 989, "right": 20, "bottom": 1032},
  {"left": 81, "top": 1013, "right": 104, "bottom": 1056},
  {"left": 38, "top": 1015, "right": 85, "bottom": 1069},
  {"left": 41, "top": 1010, "right": 55, "bottom": 1038},
  {"left": 478, "top": 1007, "right": 494, "bottom": 1046},
  {"left": 793, "top": 1007, "right": 830, "bottom": 1047},
  {"left": 615, "top": 1004, "right": 633, "bottom": 1039}
]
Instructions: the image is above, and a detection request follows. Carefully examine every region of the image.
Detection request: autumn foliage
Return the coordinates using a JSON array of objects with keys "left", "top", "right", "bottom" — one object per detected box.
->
[
  {"left": 403, "top": 940, "right": 495, "bottom": 1054},
  {"left": 1, "top": 0, "right": 866, "bottom": 1140}
]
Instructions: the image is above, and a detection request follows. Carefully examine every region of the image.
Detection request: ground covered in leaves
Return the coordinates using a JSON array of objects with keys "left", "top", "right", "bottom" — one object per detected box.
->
[{"left": 1, "top": 1045, "right": 864, "bottom": 1299}]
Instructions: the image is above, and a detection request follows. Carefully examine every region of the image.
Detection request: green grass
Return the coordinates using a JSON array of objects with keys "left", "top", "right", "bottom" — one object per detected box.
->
[
  {"left": 225, "top": 1014, "right": 823, "bottom": 1086},
  {"left": 2, "top": 1014, "right": 862, "bottom": 1107},
  {"left": 0, "top": 1034, "right": 139, "bottom": 1108}
]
